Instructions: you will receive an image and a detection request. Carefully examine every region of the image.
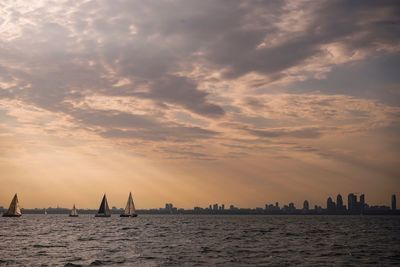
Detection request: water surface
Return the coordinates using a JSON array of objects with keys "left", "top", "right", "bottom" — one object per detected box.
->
[{"left": 0, "top": 215, "right": 399, "bottom": 266}]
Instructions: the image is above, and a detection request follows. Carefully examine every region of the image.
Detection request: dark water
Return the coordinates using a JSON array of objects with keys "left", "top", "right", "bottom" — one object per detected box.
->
[{"left": 0, "top": 215, "right": 399, "bottom": 266}]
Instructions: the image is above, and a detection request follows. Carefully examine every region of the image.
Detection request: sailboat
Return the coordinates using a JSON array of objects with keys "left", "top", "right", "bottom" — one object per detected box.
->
[
  {"left": 120, "top": 192, "right": 138, "bottom": 217},
  {"left": 69, "top": 204, "right": 79, "bottom": 217},
  {"left": 2, "top": 193, "right": 22, "bottom": 217},
  {"left": 44, "top": 209, "right": 47, "bottom": 215},
  {"left": 95, "top": 194, "right": 111, "bottom": 217}
]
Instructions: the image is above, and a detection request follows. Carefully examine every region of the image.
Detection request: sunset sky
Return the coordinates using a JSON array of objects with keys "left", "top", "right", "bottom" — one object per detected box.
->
[{"left": 0, "top": 0, "right": 399, "bottom": 209}]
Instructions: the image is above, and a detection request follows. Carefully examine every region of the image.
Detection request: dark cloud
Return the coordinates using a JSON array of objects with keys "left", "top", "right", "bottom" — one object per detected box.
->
[
  {"left": 204, "top": 0, "right": 400, "bottom": 79},
  {"left": 288, "top": 53, "right": 400, "bottom": 105},
  {"left": 73, "top": 110, "right": 218, "bottom": 141},
  {"left": 313, "top": 0, "right": 400, "bottom": 49},
  {"left": 146, "top": 75, "right": 225, "bottom": 117},
  {"left": 247, "top": 127, "right": 324, "bottom": 139}
]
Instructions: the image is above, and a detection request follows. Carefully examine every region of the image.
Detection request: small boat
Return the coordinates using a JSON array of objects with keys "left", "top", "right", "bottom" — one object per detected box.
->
[
  {"left": 2, "top": 193, "right": 22, "bottom": 217},
  {"left": 120, "top": 192, "right": 138, "bottom": 217},
  {"left": 95, "top": 194, "right": 111, "bottom": 217},
  {"left": 69, "top": 204, "right": 79, "bottom": 217},
  {"left": 44, "top": 209, "right": 47, "bottom": 215}
]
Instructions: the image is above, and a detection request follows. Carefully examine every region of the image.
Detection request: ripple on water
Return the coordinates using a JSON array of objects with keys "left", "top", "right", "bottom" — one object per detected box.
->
[{"left": 0, "top": 215, "right": 399, "bottom": 266}]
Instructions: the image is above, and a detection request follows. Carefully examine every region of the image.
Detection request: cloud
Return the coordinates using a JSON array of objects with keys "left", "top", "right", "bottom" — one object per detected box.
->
[
  {"left": 246, "top": 126, "right": 325, "bottom": 139},
  {"left": 70, "top": 108, "right": 218, "bottom": 142},
  {"left": 0, "top": 0, "right": 399, "bottom": 161},
  {"left": 146, "top": 75, "right": 225, "bottom": 117},
  {"left": 100, "top": 125, "right": 218, "bottom": 142},
  {"left": 197, "top": 0, "right": 400, "bottom": 81},
  {"left": 239, "top": 94, "right": 399, "bottom": 128}
]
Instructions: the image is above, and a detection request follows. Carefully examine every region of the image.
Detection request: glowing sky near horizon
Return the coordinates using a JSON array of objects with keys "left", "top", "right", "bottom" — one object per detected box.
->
[{"left": 0, "top": 0, "right": 399, "bottom": 209}]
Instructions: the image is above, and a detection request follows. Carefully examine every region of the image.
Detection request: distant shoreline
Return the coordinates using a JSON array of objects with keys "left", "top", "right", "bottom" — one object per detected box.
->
[{"left": 1, "top": 209, "right": 399, "bottom": 216}]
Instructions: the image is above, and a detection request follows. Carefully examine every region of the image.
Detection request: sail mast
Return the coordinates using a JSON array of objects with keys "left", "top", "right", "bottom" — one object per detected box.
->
[{"left": 128, "top": 193, "right": 132, "bottom": 214}]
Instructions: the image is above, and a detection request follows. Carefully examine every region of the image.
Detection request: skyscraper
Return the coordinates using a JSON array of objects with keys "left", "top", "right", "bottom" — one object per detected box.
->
[
  {"left": 303, "top": 200, "right": 310, "bottom": 213},
  {"left": 288, "top": 203, "right": 295, "bottom": 213},
  {"left": 303, "top": 200, "right": 309, "bottom": 211},
  {"left": 360, "top": 194, "right": 365, "bottom": 213},
  {"left": 348, "top": 193, "right": 357, "bottom": 213},
  {"left": 327, "top": 197, "right": 336, "bottom": 212},
  {"left": 336, "top": 194, "right": 344, "bottom": 211},
  {"left": 392, "top": 194, "right": 397, "bottom": 211},
  {"left": 165, "top": 203, "right": 173, "bottom": 211}
]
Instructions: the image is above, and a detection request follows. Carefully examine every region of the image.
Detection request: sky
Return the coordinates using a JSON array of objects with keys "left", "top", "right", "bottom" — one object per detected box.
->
[{"left": 0, "top": 0, "right": 399, "bottom": 209}]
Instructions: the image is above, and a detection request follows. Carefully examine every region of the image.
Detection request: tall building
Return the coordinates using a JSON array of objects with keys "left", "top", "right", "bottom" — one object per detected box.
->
[
  {"left": 348, "top": 193, "right": 357, "bottom": 212},
  {"left": 360, "top": 194, "right": 365, "bottom": 213},
  {"left": 392, "top": 194, "right": 397, "bottom": 211},
  {"left": 336, "top": 194, "right": 344, "bottom": 211},
  {"left": 288, "top": 203, "right": 295, "bottom": 213},
  {"left": 327, "top": 197, "right": 336, "bottom": 212},
  {"left": 303, "top": 200, "right": 310, "bottom": 213},
  {"left": 303, "top": 200, "right": 309, "bottom": 211},
  {"left": 165, "top": 203, "right": 174, "bottom": 213}
]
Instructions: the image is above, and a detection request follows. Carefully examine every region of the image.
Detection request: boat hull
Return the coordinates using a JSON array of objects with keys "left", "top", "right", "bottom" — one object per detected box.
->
[{"left": 2, "top": 214, "right": 22, "bottom": 217}]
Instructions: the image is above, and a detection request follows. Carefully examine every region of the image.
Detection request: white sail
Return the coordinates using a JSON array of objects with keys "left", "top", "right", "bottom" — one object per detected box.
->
[
  {"left": 123, "top": 192, "right": 136, "bottom": 216},
  {"left": 5, "top": 194, "right": 21, "bottom": 216},
  {"left": 70, "top": 204, "right": 78, "bottom": 216}
]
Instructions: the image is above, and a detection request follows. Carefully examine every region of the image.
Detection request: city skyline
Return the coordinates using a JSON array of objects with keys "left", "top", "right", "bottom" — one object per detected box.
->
[
  {"left": 0, "top": 192, "right": 398, "bottom": 211},
  {"left": 1, "top": 1, "right": 399, "bottom": 208}
]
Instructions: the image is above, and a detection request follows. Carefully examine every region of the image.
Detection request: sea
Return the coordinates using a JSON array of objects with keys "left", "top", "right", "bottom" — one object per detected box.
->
[{"left": 0, "top": 215, "right": 399, "bottom": 266}]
